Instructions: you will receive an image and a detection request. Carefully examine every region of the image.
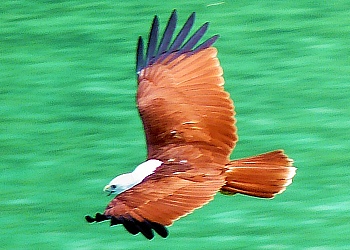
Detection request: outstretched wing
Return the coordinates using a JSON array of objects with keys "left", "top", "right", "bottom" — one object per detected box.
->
[
  {"left": 136, "top": 10, "right": 237, "bottom": 161},
  {"left": 86, "top": 10, "right": 237, "bottom": 239},
  {"left": 94, "top": 146, "right": 226, "bottom": 239},
  {"left": 104, "top": 146, "right": 225, "bottom": 239}
]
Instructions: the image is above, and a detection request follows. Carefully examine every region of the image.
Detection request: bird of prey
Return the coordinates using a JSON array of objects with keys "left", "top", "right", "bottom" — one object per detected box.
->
[{"left": 85, "top": 10, "right": 296, "bottom": 240}]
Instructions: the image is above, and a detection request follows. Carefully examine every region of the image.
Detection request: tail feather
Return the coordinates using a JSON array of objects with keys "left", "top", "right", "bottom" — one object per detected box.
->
[{"left": 221, "top": 150, "right": 296, "bottom": 199}]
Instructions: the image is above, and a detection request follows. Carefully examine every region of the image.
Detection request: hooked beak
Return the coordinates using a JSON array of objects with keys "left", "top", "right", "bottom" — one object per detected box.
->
[{"left": 103, "top": 184, "right": 113, "bottom": 196}]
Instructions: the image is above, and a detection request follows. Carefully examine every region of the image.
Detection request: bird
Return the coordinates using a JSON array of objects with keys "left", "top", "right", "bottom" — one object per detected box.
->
[{"left": 85, "top": 10, "right": 297, "bottom": 240}]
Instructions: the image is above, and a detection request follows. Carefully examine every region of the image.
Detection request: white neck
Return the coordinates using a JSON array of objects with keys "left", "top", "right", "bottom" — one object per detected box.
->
[
  {"left": 131, "top": 159, "right": 163, "bottom": 182},
  {"left": 106, "top": 159, "right": 163, "bottom": 195}
]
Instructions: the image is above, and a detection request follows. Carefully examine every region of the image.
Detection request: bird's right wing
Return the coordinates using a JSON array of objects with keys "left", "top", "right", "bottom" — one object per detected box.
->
[{"left": 86, "top": 145, "right": 225, "bottom": 239}]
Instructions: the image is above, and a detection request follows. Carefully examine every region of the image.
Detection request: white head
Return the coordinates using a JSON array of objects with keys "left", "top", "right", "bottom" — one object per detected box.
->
[{"left": 103, "top": 159, "right": 163, "bottom": 196}]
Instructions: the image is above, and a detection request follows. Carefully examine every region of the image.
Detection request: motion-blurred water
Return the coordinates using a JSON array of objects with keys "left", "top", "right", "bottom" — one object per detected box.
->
[{"left": 1, "top": 1, "right": 349, "bottom": 249}]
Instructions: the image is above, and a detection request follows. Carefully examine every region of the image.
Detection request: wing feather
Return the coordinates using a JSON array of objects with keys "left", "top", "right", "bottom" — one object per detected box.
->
[
  {"left": 138, "top": 47, "right": 237, "bottom": 159},
  {"left": 179, "top": 22, "right": 209, "bottom": 52},
  {"left": 167, "top": 12, "right": 195, "bottom": 52},
  {"left": 145, "top": 16, "right": 159, "bottom": 65},
  {"left": 156, "top": 10, "right": 177, "bottom": 56},
  {"left": 104, "top": 159, "right": 225, "bottom": 226}
]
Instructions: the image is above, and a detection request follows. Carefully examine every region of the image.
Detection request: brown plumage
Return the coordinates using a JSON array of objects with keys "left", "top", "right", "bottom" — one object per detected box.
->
[{"left": 85, "top": 10, "right": 296, "bottom": 240}]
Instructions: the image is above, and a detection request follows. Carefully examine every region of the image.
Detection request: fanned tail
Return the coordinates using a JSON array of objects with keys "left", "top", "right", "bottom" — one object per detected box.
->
[{"left": 221, "top": 150, "right": 296, "bottom": 198}]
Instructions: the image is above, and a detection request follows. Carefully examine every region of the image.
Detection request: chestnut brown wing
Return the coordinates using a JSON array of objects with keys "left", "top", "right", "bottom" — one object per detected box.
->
[
  {"left": 136, "top": 10, "right": 237, "bottom": 162},
  {"left": 137, "top": 47, "right": 237, "bottom": 161}
]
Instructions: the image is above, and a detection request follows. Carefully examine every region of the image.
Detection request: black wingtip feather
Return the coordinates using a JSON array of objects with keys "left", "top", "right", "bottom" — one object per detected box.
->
[
  {"left": 136, "top": 36, "right": 144, "bottom": 74},
  {"left": 150, "top": 222, "right": 169, "bottom": 238},
  {"left": 167, "top": 12, "right": 195, "bottom": 52},
  {"left": 136, "top": 220, "right": 155, "bottom": 240},
  {"left": 85, "top": 213, "right": 110, "bottom": 223},
  {"left": 193, "top": 34, "right": 219, "bottom": 53},
  {"left": 85, "top": 213, "right": 168, "bottom": 239},
  {"left": 156, "top": 10, "right": 177, "bottom": 57},
  {"left": 122, "top": 217, "right": 140, "bottom": 235},
  {"left": 85, "top": 215, "right": 95, "bottom": 223},
  {"left": 136, "top": 10, "right": 218, "bottom": 75},
  {"left": 110, "top": 216, "right": 121, "bottom": 226},
  {"left": 145, "top": 16, "right": 159, "bottom": 65},
  {"left": 180, "top": 22, "right": 209, "bottom": 52}
]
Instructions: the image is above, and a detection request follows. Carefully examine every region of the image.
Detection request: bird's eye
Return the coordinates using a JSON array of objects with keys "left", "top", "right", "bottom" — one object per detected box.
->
[{"left": 111, "top": 185, "right": 116, "bottom": 189}]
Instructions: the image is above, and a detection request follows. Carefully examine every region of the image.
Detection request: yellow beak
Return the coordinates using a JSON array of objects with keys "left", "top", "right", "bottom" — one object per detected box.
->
[{"left": 103, "top": 184, "right": 111, "bottom": 192}]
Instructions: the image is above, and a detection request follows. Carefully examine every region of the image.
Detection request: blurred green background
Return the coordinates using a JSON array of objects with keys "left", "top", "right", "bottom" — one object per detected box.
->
[{"left": 1, "top": 1, "right": 349, "bottom": 249}]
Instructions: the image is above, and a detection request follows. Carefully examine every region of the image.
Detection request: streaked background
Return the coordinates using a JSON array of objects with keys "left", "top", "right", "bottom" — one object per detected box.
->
[{"left": 1, "top": 1, "right": 349, "bottom": 249}]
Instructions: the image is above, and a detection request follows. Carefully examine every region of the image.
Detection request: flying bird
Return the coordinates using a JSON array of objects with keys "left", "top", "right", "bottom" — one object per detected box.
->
[{"left": 85, "top": 10, "right": 297, "bottom": 240}]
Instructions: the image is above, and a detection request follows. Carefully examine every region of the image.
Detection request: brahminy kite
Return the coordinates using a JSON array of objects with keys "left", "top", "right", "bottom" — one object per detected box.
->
[{"left": 85, "top": 10, "right": 297, "bottom": 239}]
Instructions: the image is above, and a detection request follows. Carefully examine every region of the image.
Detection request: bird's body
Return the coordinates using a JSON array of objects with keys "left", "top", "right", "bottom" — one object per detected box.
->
[{"left": 86, "top": 10, "right": 296, "bottom": 240}]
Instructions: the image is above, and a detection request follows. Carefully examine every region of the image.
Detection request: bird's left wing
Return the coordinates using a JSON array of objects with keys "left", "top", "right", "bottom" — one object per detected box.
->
[{"left": 136, "top": 10, "right": 237, "bottom": 161}]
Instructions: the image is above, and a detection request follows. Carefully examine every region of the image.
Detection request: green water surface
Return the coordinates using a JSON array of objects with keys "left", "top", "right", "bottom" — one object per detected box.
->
[{"left": 1, "top": 1, "right": 349, "bottom": 249}]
